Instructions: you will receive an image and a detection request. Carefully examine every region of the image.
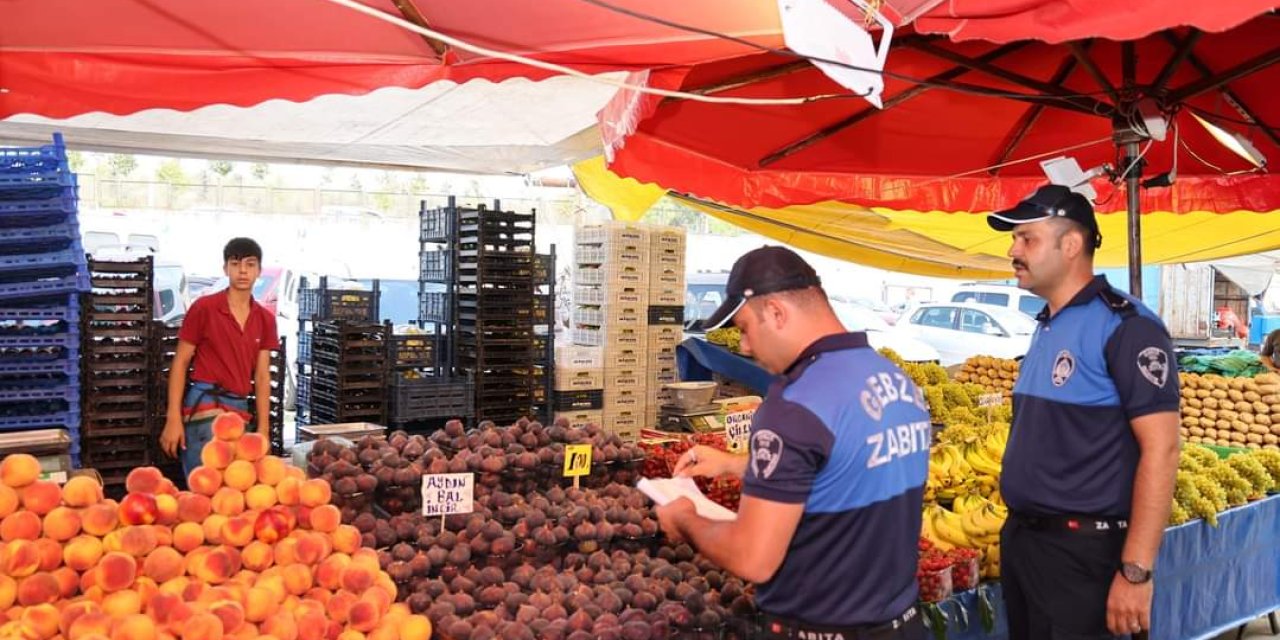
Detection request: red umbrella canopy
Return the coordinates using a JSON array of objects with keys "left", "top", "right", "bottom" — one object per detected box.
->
[
  {"left": 604, "top": 12, "right": 1280, "bottom": 214},
  {"left": 0, "top": 0, "right": 783, "bottom": 119}
]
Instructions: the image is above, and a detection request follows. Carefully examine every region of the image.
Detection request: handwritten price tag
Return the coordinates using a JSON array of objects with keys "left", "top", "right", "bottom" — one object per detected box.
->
[
  {"left": 563, "top": 444, "right": 592, "bottom": 477},
  {"left": 421, "top": 473, "right": 474, "bottom": 517},
  {"left": 978, "top": 393, "right": 1004, "bottom": 408}
]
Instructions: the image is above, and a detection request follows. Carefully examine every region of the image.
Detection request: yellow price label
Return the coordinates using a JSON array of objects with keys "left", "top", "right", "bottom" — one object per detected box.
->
[{"left": 563, "top": 444, "right": 592, "bottom": 477}]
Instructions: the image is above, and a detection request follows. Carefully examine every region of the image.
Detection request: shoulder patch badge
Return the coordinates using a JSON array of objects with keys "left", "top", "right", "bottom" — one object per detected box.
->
[
  {"left": 1052, "top": 350, "right": 1075, "bottom": 387},
  {"left": 1137, "top": 346, "right": 1169, "bottom": 387},
  {"left": 751, "top": 429, "right": 785, "bottom": 480}
]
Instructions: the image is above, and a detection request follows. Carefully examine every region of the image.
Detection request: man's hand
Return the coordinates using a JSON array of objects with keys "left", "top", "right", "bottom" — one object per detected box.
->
[
  {"left": 159, "top": 418, "right": 186, "bottom": 460},
  {"left": 655, "top": 497, "right": 697, "bottom": 543},
  {"left": 673, "top": 446, "right": 737, "bottom": 478},
  {"left": 1106, "top": 573, "right": 1153, "bottom": 636}
]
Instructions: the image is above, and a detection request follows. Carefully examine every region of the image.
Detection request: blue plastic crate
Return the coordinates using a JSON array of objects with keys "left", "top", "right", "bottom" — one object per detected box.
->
[
  {"left": 0, "top": 221, "right": 79, "bottom": 253},
  {"left": 0, "top": 193, "right": 78, "bottom": 229},
  {"left": 0, "top": 354, "right": 80, "bottom": 377},
  {"left": 0, "top": 377, "right": 78, "bottom": 404},
  {"left": 0, "top": 294, "right": 80, "bottom": 330},
  {"left": 0, "top": 135, "right": 68, "bottom": 174},
  {"left": 0, "top": 272, "right": 90, "bottom": 303},
  {"left": 0, "top": 246, "right": 85, "bottom": 276},
  {"left": 0, "top": 172, "right": 77, "bottom": 203},
  {"left": 0, "top": 406, "right": 80, "bottom": 432}
]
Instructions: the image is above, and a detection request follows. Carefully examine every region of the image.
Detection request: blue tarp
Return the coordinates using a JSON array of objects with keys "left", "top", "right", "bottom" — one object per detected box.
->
[
  {"left": 1152, "top": 494, "right": 1280, "bottom": 640},
  {"left": 938, "top": 585, "right": 1010, "bottom": 640},
  {"left": 676, "top": 338, "right": 774, "bottom": 395}
]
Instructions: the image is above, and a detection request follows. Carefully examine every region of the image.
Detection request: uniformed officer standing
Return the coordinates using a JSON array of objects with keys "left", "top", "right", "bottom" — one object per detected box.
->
[
  {"left": 656, "top": 246, "right": 929, "bottom": 639},
  {"left": 987, "top": 185, "right": 1181, "bottom": 639}
]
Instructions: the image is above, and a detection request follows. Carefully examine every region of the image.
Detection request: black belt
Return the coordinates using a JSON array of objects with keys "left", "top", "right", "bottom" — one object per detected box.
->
[
  {"left": 1011, "top": 513, "right": 1129, "bottom": 534},
  {"left": 755, "top": 606, "right": 919, "bottom": 640}
]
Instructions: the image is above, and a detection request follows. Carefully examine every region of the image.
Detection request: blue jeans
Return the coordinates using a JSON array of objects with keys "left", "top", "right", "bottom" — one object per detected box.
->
[
  {"left": 180, "top": 382, "right": 250, "bottom": 476},
  {"left": 181, "top": 414, "right": 214, "bottom": 477}
]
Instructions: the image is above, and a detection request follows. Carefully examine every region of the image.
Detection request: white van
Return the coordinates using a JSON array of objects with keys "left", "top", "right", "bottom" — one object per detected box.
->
[{"left": 951, "top": 283, "right": 1045, "bottom": 319}]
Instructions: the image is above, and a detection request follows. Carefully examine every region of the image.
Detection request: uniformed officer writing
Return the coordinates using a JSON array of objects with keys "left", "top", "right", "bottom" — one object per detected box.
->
[
  {"left": 988, "top": 185, "right": 1181, "bottom": 639},
  {"left": 656, "top": 246, "right": 929, "bottom": 640}
]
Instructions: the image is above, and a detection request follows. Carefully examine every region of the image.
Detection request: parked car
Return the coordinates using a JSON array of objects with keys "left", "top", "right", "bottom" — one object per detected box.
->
[
  {"left": 830, "top": 301, "right": 940, "bottom": 362},
  {"left": 899, "top": 302, "right": 1036, "bottom": 365},
  {"left": 951, "top": 283, "right": 1046, "bottom": 318},
  {"left": 684, "top": 272, "right": 732, "bottom": 334}
]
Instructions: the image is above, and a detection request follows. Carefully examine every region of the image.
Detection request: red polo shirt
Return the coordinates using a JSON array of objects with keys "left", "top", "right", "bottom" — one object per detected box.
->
[{"left": 179, "top": 290, "right": 280, "bottom": 397}]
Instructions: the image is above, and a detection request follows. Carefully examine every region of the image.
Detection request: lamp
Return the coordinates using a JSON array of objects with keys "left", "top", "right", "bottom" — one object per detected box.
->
[{"left": 1190, "top": 112, "right": 1267, "bottom": 170}]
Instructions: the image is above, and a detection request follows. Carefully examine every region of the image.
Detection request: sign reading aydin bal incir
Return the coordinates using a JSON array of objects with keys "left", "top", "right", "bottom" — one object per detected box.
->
[{"left": 421, "top": 473, "right": 474, "bottom": 517}]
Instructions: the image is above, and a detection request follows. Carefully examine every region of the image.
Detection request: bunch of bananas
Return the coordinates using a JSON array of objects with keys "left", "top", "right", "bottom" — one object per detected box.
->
[
  {"left": 706, "top": 327, "right": 742, "bottom": 353},
  {"left": 1169, "top": 445, "right": 1280, "bottom": 526},
  {"left": 925, "top": 429, "right": 1007, "bottom": 500},
  {"left": 954, "top": 356, "right": 1020, "bottom": 399},
  {"left": 921, "top": 500, "right": 1006, "bottom": 579}
]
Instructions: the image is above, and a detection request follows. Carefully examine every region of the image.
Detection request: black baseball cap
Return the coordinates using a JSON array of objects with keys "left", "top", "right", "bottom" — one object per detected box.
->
[
  {"left": 987, "top": 184, "right": 1102, "bottom": 249},
  {"left": 702, "top": 246, "right": 822, "bottom": 330}
]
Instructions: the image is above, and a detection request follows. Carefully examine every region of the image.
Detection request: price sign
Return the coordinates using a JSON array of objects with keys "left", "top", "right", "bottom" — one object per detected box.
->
[
  {"left": 978, "top": 393, "right": 1004, "bottom": 408},
  {"left": 563, "top": 444, "right": 593, "bottom": 478},
  {"left": 724, "top": 414, "right": 752, "bottom": 454},
  {"left": 421, "top": 473, "right": 474, "bottom": 518}
]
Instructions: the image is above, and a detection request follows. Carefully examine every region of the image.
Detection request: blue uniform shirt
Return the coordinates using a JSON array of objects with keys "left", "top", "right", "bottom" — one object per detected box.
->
[
  {"left": 744, "top": 333, "right": 930, "bottom": 627},
  {"left": 1001, "top": 276, "right": 1180, "bottom": 517}
]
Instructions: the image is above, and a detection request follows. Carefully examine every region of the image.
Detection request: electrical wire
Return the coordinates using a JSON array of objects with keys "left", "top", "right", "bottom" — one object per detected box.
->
[
  {"left": 316, "top": 0, "right": 859, "bottom": 106},
  {"left": 575, "top": 0, "right": 1121, "bottom": 102},
  {"left": 918, "top": 136, "right": 1113, "bottom": 184}
]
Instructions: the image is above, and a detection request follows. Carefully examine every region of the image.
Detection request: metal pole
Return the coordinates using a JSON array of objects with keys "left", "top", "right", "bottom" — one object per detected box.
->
[{"left": 1124, "top": 141, "right": 1143, "bottom": 296}]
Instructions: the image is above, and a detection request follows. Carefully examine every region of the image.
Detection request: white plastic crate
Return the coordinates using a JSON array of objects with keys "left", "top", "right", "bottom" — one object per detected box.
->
[
  {"left": 574, "top": 284, "right": 649, "bottom": 307},
  {"left": 575, "top": 242, "right": 649, "bottom": 267},
  {"left": 604, "top": 344, "right": 647, "bottom": 370},
  {"left": 573, "top": 325, "right": 647, "bottom": 349},
  {"left": 578, "top": 221, "right": 649, "bottom": 246},
  {"left": 575, "top": 264, "right": 650, "bottom": 288},
  {"left": 556, "top": 345, "right": 603, "bottom": 369},
  {"left": 648, "top": 286, "right": 684, "bottom": 306},
  {"left": 649, "top": 351, "right": 677, "bottom": 371},
  {"left": 556, "top": 410, "right": 604, "bottom": 430},
  {"left": 648, "top": 325, "right": 683, "bottom": 347},
  {"left": 604, "top": 412, "right": 643, "bottom": 441},
  {"left": 648, "top": 225, "right": 687, "bottom": 251},
  {"left": 555, "top": 366, "right": 605, "bottom": 392},
  {"left": 605, "top": 368, "right": 646, "bottom": 390},
  {"left": 573, "top": 303, "right": 645, "bottom": 328},
  {"left": 650, "top": 265, "right": 684, "bottom": 291}
]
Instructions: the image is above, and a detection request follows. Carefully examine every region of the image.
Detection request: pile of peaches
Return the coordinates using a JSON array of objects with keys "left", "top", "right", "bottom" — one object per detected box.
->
[{"left": 0, "top": 412, "right": 432, "bottom": 640}]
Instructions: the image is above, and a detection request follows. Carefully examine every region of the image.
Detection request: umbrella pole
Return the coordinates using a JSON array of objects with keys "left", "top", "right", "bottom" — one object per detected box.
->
[{"left": 1122, "top": 141, "right": 1144, "bottom": 296}]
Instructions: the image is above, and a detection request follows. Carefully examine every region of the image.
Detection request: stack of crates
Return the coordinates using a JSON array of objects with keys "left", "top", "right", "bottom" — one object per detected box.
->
[
  {"left": 647, "top": 227, "right": 687, "bottom": 424},
  {"left": 245, "top": 338, "right": 287, "bottom": 456},
  {"left": 553, "top": 345, "right": 605, "bottom": 429},
  {"left": 80, "top": 257, "right": 154, "bottom": 491},
  {"left": 386, "top": 326, "right": 473, "bottom": 430},
  {"left": 296, "top": 277, "right": 378, "bottom": 426},
  {"left": 148, "top": 322, "right": 182, "bottom": 485},
  {"left": 572, "top": 221, "right": 651, "bottom": 440},
  {"left": 0, "top": 135, "right": 89, "bottom": 471},
  {"left": 310, "top": 321, "right": 388, "bottom": 425},
  {"left": 531, "top": 252, "right": 556, "bottom": 422}
]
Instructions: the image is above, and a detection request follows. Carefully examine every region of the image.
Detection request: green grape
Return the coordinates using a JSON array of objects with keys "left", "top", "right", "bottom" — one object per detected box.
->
[
  {"left": 1173, "top": 471, "right": 1201, "bottom": 505},
  {"left": 877, "top": 348, "right": 906, "bottom": 368},
  {"left": 1168, "top": 501, "right": 1190, "bottom": 526},
  {"left": 1250, "top": 449, "right": 1280, "bottom": 486},
  {"left": 1190, "top": 474, "right": 1228, "bottom": 512},
  {"left": 1226, "top": 454, "right": 1274, "bottom": 496},
  {"left": 1184, "top": 445, "right": 1219, "bottom": 467},
  {"left": 1184, "top": 494, "right": 1219, "bottom": 527},
  {"left": 1206, "top": 463, "right": 1251, "bottom": 507}
]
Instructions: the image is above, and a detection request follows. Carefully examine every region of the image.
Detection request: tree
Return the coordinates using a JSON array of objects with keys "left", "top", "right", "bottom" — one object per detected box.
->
[
  {"left": 251, "top": 163, "right": 270, "bottom": 182},
  {"left": 66, "top": 151, "right": 86, "bottom": 173},
  {"left": 106, "top": 154, "right": 137, "bottom": 178},
  {"left": 209, "top": 160, "right": 234, "bottom": 178},
  {"left": 408, "top": 173, "right": 428, "bottom": 195},
  {"left": 348, "top": 174, "right": 364, "bottom": 192},
  {"left": 155, "top": 159, "right": 187, "bottom": 185}
]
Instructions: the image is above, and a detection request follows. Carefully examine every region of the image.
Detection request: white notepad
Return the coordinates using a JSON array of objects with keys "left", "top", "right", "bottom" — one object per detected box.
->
[{"left": 637, "top": 476, "right": 738, "bottom": 522}]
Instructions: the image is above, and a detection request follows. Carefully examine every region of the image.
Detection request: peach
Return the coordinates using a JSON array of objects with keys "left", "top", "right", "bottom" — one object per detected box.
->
[
  {"left": 19, "top": 603, "right": 59, "bottom": 640},
  {"left": 293, "top": 599, "right": 325, "bottom": 621},
  {"left": 253, "top": 508, "right": 292, "bottom": 545},
  {"left": 297, "top": 480, "right": 330, "bottom": 509},
  {"left": 241, "top": 542, "right": 273, "bottom": 572},
  {"left": 42, "top": 506, "right": 82, "bottom": 541},
  {"left": 294, "top": 534, "right": 327, "bottom": 567},
  {"left": 146, "top": 591, "right": 181, "bottom": 621},
  {"left": 303, "top": 586, "right": 331, "bottom": 607},
  {"left": 51, "top": 566, "right": 78, "bottom": 598},
  {"left": 188, "top": 468, "right": 223, "bottom": 497},
  {"left": 242, "top": 586, "right": 278, "bottom": 623},
  {"left": 223, "top": 461, "right": 257, "bottom": 493},
  {"left": 361, "top": 585, "right": 392, "bottom": 613},
  {"left": 97, "top": 552, "right": 138, "bottom": 593},
  {"left": 125, "top": 468, "right": 166, "bottom": 496},
  {"left": 181, "top": 575, "right": 208, "bottom": 602},
  {"left": 307, "top": 505, "right": 340, "bottom": 534},
  {"left": 176, "top": 493, "right": 213, "bottom": 523},
  {"left": 274, "top": 478, "right": 300, "bottom": 507},
  {"left": 33, "top": 538, "right": 62, "bottom": 572},
  {"left": 221, "top": 517, "right": 255, "bottom": 548},
  {"left": 20, "top": 480, "right": 62, "bottom": 516},
  {"left": 181, "top": 613, "right": 225, "bottom": 640},
  {"left": 202, "top": 440, "right": 237, "bottom": 471},
  {"left": 348, "top": 600, "right": 381, "bottom": 634},
  {"left": 172, "top": 522, "right": 205, "bottom": 553},
  {"left": 1, "top": 510, "right": 42, "bottom": 541},
  {"left": 0, "top": 484, "right": 17, "bottom": 518},
  {"left": 234, "top": 434, "right": 268, "bottom": 463},
  {"left": 58, "top": 600, "right": 99, "bottom": 637},
  {"left": 212, "top": 412, "right": 246, "bottom": 441},
  {"left": 156, "top": 478, "right": 178, "bottom": 496},
  {"left": 336, "top": 632, "right": 364, "bottom": 640},
  {"left": 118, "top": 493, "right": 159, "bottom": 526},
  {"left": 294, "top": 612, "right": 327, "bottom": 640},
  {"left": 142, "top": 547, "right": 185, "bottom": 584},
  {"left": 329, "top": 525, "right": 361, "bottom": 555},
  {"left": 281, "top": 565, "right": 312, "bottom": 597},
  {"left": 0, "top": 454, "right": 41, "bottom": 489},
  {"left": 324, "top": 590, "right": 357, "bottom": 624},
  {"left": 203, "top": 514, "right": 228, "bottom": 545},
  {"left": 154, "top": 494, "right": 179, "bottom": 525},
  {"left": 254, "top": 458, "right": 287, "bottom": 488},
  {"left": 212, "top": 488, "right": 246, "bottom": 518},
  {"left": 1, "top": 540, "right": 40, "bottom": 577},
  {"left": 314, "top": 555, "right": 348, "bottom": 591},
  {"left": 0, "top": 574, "right": 15, "bottom": 609},
  {"left": 193, "top": 546, "right": 240, "bottom": 585},
  {"left": 209, "top": 600, "right": 246, "bottom": 634},
  {"left": 120, "top": 526, "right": 159, "bottom": 557},
  {"left": 254, "top": 575, "right": 287, "bottom": 607},
  {"left": 135, "top": 575, "right": 160, "bottom": 608},
  {"left": 62, "top": 476, "right": 104, "bottom": 508},
  {"left": 398, "top": 616, "right": 431, "bottom": 640},
  {"left": 110, "top": 613, "right": 157, "bottom": 640},
  {"left": 17, "top": 572, "right": 60, "bottom": 606},
  {"left": 68, "top": 611, "right": 113, "bottom": 640},
  {"left": 160, "top": 601, "right": 196, "bottom": 637},
  {"left": 80, "top": 503, "right": 120, "bottom": 537},
  {"left": 102, "top": 588, "right": 143, "bottom": 616},
  {"left": 244, "top": 485, "right": 277, "bottom": 511},
  {"left": 153, "top": 524, "right": 174, "bottom": 548},
  {"left": 349, "top": 549, "right": 379, "bottom": 572},
  {"left": 260, "top": 613, "right": 297, "bottom": 640}
]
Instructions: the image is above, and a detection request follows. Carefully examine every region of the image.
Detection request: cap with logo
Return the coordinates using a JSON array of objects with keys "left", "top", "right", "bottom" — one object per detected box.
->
[
  {"left": 987, "top": 184, "right": 1102, "bottom": 249},
  {"left": 702, "top": 246, "right": 822, "bottom": 330}
]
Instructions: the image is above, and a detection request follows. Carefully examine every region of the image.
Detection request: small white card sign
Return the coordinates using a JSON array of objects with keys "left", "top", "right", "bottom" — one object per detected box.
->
[
  {"left": 422, "top": 473, "right": 474, "bottom": 518},
  {"left": 725, "top": 415, "right": 752, "bottom": 454},
  {"left": 978, "top": 393, "right": 1004, "bottom": 408}
]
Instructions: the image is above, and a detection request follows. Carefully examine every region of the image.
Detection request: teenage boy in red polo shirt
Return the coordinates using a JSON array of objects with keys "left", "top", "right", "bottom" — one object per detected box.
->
[{"left": 159, "top": 238, "right": 279, "bottom": 474}]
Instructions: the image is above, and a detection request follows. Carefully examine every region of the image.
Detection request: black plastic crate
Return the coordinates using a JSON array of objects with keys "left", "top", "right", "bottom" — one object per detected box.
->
[
  {"left": 388, "top": 333, "right": 439, "bottom": 369},
  {"left": 299, "top": 288, "right": 377, "bottom": 322},
  {"left": 420, "top": 250, "right": 452, "bottom": 283},
  {"left": 418, "top": 290, "right": 451, "bottom": 324},
  {"left": 648, "top": 305, "right": 686, "bottom": 325},
  {"left": 553, "top": 389, "right": 605, "bottom": 411},
  {"left": 389, "top": 375, "right": 474, "bottom": 421}
]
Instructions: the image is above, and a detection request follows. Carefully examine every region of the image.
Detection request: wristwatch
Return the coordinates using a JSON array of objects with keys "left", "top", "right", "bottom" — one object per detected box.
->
[{"left": 1119, "top": 562, "right": 1153, "bottom": 584}]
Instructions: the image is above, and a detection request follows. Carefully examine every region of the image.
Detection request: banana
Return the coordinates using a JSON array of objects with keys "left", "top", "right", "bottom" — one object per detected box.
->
[
  {"left": 989, "top": 487, "right": 1004, "bottom": 507},
  {"left": 964, "top": 443, "right": 1003, "bottom": 477},
  {"left": 953, "top": 492, "right": 985, "bottom": 515},
  {"left": 931, "top": 505, "right": 973, "bottom": 549},
  {"left": 920, "top": 506, "right": 955, "bottom": 551}
]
